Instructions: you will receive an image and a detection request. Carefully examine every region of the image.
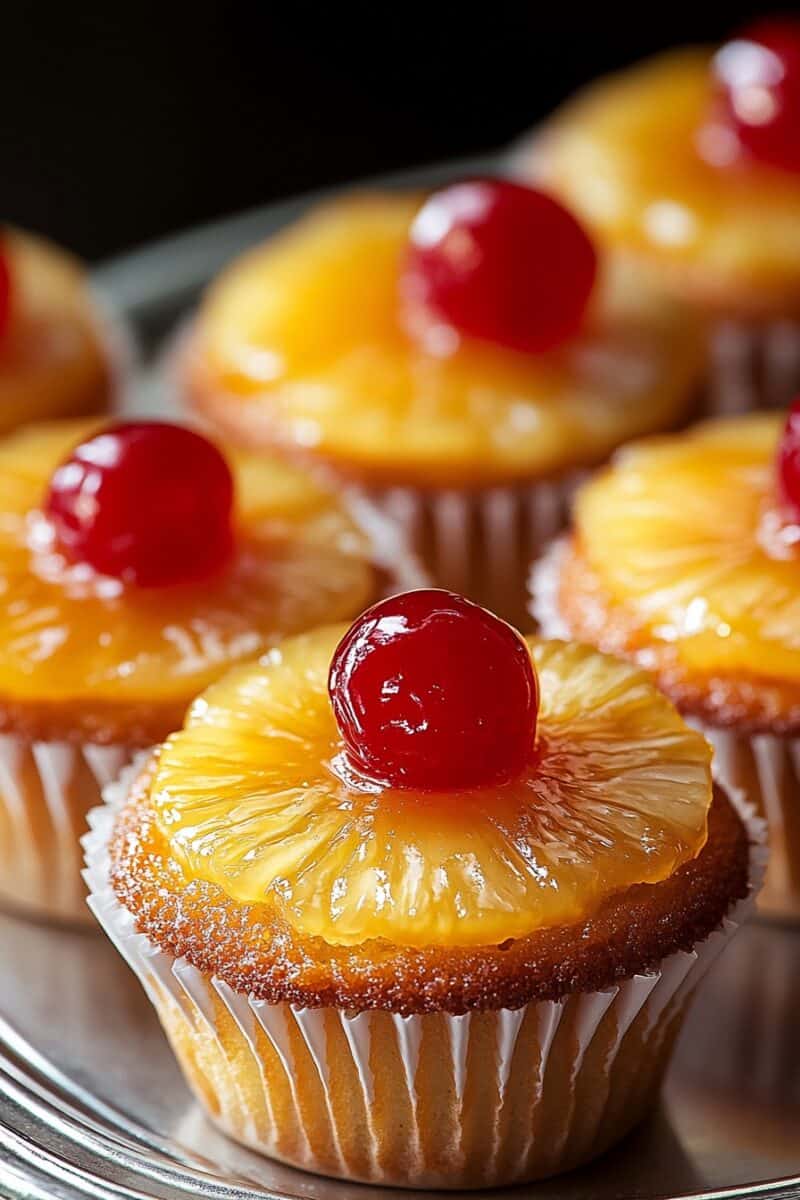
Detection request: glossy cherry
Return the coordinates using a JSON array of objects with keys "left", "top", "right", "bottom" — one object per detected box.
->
[
  {"left": 713, "top": 20, "right": 800, "bottom": 173},
  {"left": 44, "top": 422, "right": 235, "bottom": 587},
  {"left": 400, "top": 179, "right": 597, "bottom": 355},
  {"left": 778, "top": 398, "right": 800, "bottom": 518},
  {"left": 0, "top": 244, "right": 11, "bottom": 342},
  {"left": 328, "top": 589, "right": 539, "bottom": 790}
]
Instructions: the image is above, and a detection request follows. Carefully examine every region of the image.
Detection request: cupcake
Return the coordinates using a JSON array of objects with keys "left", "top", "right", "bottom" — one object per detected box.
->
[
  {"left": 0, "top": 228, "right": 116, "bottom": 428},
  {"left": 179, "top": 180, "right": 705, "bottom": 627},
  {"left": 0, "top": 417, "right": 406, "bottom": 924},
  {"left": 532, "top": 408, "right": 800, "bottom": 920},
  {"left": 524, "top": 21, "right": 800, "bottom": 413},
  {"left": 85, "top": 589, "right": 758, "bottom": 1188}
]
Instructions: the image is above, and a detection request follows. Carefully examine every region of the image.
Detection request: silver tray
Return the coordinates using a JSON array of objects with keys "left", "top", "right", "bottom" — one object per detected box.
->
[{"left": 1, "top": 159, "right": 799, "bottom": 1199}]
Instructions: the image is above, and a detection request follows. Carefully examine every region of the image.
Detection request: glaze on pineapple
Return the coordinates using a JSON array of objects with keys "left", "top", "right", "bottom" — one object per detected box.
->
[
  {"left": 151, "top": 629, "right": 711, "bottom": 948},
  {"left": 185, "top": 194, "right": 705, "bottom": 487},
  {"left": 0, "top": 421, "right": 374, "bottom": 740},
  {"left": 572, "top": 414, "right": 800, "bottom": 686}
]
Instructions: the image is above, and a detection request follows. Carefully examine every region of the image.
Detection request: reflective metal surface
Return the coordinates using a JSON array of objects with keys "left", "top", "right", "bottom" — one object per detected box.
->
[
  {"left": 1, "top": 909, "right": 798, "bottom": 1199},
  {"left": 0, "top": 160, "right": 799, "bottom": 1198}
]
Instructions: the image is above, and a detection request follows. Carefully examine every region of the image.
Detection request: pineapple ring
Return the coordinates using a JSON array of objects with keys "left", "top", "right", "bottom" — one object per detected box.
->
[
  {"left": 569, "top": 414, "right": 800, "bottom": 711},
  {"left": 0, "top": 420, "right": 374, "bottom": 744},
  {"left": 534, "top": 50, "right": 800, "bottom": 315},
  {"left": 0, "top": 231, "right": 111, "bottom": 430},
  {"left": 151, "top": 629, "right": 711, "bottom": 948},
  {"left": 183, "top": 194, "right": 705, "bottom": 488}
]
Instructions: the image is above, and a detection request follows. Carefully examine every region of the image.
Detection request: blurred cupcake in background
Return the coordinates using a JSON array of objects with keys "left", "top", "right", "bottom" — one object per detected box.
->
[
  {"left": 532, "top": 407, "right": 800, "bottom": 921},
  {"left": 179, "top": 180, "right": 706, "bottom": 627},
  {"left": 522, "top": 20, "right": 800, "bottom": 414},
  {"left": 0, "top": 229, "right": 118, "bottom": 428}
]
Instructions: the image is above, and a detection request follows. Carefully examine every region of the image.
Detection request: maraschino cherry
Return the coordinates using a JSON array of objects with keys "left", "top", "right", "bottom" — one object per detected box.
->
[
  {"left": 0, "top": 244, "right": 11, "bottom": 342},
  {"left": 400, "top": 179, "right": 597, "bottom": 355},
  {"left": 713, "top": 20, "right": 800, "bottom": 173},
  {"left": 328, "top": 589, "right": 539, "bottom": 791},
  {"left": 778, "top": 398, "right": 800, "bottom": 518},
  {"left": 44, "top": 422, "right": 235, "bottom": 587}
]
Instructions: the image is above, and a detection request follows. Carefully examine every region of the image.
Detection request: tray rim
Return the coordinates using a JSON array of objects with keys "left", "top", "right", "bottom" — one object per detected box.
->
[{"left": 0, "top": 156, "right": 798, "bottom": 1200}]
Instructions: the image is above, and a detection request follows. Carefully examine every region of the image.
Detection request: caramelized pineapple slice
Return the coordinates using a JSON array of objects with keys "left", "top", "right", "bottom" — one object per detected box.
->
[
  {"left": 574, "top": 413, "right": 800, "bottom": 682},
  {"left": 152, "top": 630, "right": 711, "bottom": 948},
  {"left": 0, "top": 421, "right": 374, "bottom": 711}
]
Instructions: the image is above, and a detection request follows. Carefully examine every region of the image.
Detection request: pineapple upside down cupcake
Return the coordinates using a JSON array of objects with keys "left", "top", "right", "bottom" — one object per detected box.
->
[
  {"left": 0, "top": 417, "right": 407, "bottom": 925},
  {"left": 85, "top": 590, "right": 759, "bottom": 1188},
  {"left": 532, "top": 407, "right": 800, "bottom": 921},
  {"left": 0, "top": 228, "right": 116, "bottom": 429},
  {"left": 179, "top": 179, "right": 706, "bottom": 628},
  {"left": 524, "top": 21, "right": 800, "bottom": 413}
]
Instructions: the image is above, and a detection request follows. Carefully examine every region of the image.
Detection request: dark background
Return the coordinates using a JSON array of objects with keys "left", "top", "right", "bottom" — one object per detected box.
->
[{"left": 2, "top": 4, "right": 782, "bottom": 263}]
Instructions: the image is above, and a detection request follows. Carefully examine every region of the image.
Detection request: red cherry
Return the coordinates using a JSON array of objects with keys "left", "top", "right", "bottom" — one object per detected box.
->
[
  {"left": 712, "top": 20, "right": 800, "bottom": 173},
  {"left": 328, "top": 589, "right": 539, "bottom": 791},
  {"left": 0, "top": 244, "right": 11, "bottom": 342},
  {"left": 400, "top": 179, "right": 597, "bottom": 355},
  {"left": 44, "top": 422, "right": 235, "bottom": 587},
  {"left": 778, "top": 398, "right": 800, "bottom": 517}
]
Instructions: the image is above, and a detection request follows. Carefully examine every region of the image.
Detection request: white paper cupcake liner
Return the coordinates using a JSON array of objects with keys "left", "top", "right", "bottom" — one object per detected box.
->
[
  {"left": 693, "top": 726, "right": 800, "bottom": 923},
  {"left": 704, "top": 321, "right": 800, "bottom": 417},
  {"left": 527, "top": 535, "right": 574, "bottom": 636},
  {"left": 83, "top": 764, "right": 763, "bottom": 1188},
  {"left": 355, "top": 474, "right": 585, "bottom": 630},
  {"left": 0, "top": 734, "right": 130, "bottom": 924},
  {"left": 342, "top": 490, "right": 430, "bottom": 598}
]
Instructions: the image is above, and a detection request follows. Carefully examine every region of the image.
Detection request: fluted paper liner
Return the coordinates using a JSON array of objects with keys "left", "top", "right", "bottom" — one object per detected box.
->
[
  {"left": 354, "top": 474, "right": 584, "bottom": 631},
  {"left": 0, "top": 734, "right": 130, "bottom": 923},
  {"left": 696, "top": 727, "right": 800, "bottom": 922},
  {"left": 528, "top": 536, "right": 573, "bottom": 640},
  {"left": 704, "top": 321, "right": 800, "bottom": 418},
  {"left": 83, "top": 764, "right": 763, "bottom": 1189}
]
